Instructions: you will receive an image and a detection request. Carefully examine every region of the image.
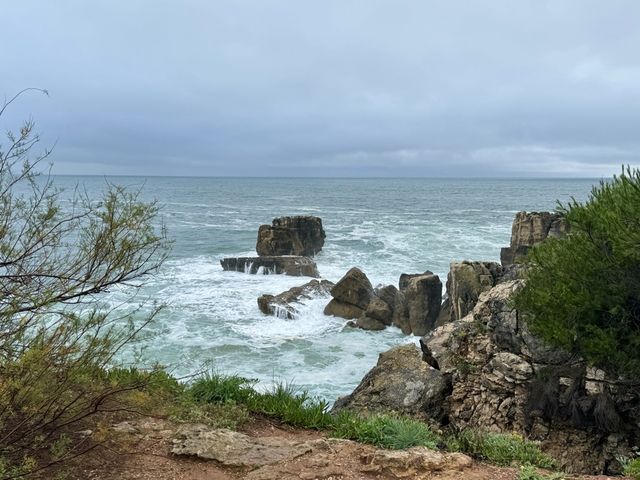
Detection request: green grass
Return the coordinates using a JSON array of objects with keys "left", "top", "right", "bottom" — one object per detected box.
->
[
  {"left": 188, "top": 373, "right": 256, "bottom": 404},
  {"left": 446, "top": 430, "right": 555, "bottom": 468},
  {"left": 620, "top": 456, "right": 640, "bottom": 479},
  {"left": 332, "top": 411, "right": 439, "bottom": 449}
]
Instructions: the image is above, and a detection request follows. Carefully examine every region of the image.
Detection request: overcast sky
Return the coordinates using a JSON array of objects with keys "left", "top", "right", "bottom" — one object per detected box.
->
[{"left": 2, "top": 1, "right": 639, "bottom": 177}]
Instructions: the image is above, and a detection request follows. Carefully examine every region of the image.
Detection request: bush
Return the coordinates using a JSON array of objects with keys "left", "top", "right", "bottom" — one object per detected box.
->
[
  {"left": 332, "top": 411, "right": 439, "bottom": 450},
  {"left": 514, "top": 166, "right": 640, "bottom": 376},
  {"left": 0, "top": 90, "right": 169, "bottom": 475},
  {"left": 621, "top": 457, "right": 640, "bottom": 479},
  {"left": 447, "top": 430, "right": 554, "bottom": 468}
]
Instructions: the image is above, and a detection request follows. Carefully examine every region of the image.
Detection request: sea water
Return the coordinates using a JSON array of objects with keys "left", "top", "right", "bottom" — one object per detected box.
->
[{"left": 52, "top": 176, "right": 596, "bottom": 401}]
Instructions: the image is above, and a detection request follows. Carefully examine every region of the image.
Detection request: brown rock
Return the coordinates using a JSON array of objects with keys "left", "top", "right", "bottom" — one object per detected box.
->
[
  {"left": 398, "top": 273, "right": 442, "bottom": 336},
  {"left": 329, "top": 267, "right": 373, "bottom": 310},
  {"left": 323, "top": 299, "right": 364, "bottom": 319},
  {"left": 500, "top": 211, "right": 568, "bottom": 266},
  {"left": 220, "top": 256, "right": 319, "bottom": 277},
  {"left": 257, "top": 280, "right": 334, "bottom": 318},
  {"left": 446, "top": 261, "right": 502, "bottom": 321},
  {"left": 256, "top": 216, "right": 325, "bottom": 257}
]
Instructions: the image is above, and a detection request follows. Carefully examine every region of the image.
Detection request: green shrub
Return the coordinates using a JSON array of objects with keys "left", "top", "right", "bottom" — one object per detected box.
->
[
  {"left": 331, "top": 411, "right": 439, "bottom": 450},
  {"left": 518, "top": 463, "right": 565, "bottom": 480},
  {"left": 448, "top": 430, "right": 554, "bottom": 468},
  {"left": 188, "top": 373, "right": 256, "bottom": 404},
  {"left": 514, "top": 166, "right": 640, "bottom": 376},
  {"left": 621, "top": 456, "right": 640, "bottom": 479}
]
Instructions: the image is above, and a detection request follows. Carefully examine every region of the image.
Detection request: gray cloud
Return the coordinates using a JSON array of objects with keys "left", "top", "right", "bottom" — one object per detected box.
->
[{"left": 1, "top": 0, "right": 639, "bottom": 176}]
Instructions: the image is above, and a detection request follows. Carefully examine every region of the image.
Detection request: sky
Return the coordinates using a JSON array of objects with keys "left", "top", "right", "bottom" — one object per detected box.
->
[{"left": 1, "top": 1, "right": 639, "bottom": 177}]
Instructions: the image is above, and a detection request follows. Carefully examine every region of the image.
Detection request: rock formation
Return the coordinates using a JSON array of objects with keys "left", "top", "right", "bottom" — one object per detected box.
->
[
  {"left": 256, "top": 216, "right": 326, "bottom": 257},
  {"left": 445, "top": 261, "right": 503, "bottom": 321},
  {"left": 501, "top": 211, "right": 567, "bottom": 266},
  {"left": 324, "top": 268, "right": 442, "bottom": 336},
  {"left": 337, "top": 280, "right": 640, "bottom": 474},
  {"left": 257, "top": 279, "right": 334, "bottom": 318},
  {"left": 220, "top": 256, "right": 319, "bottom": 277}
]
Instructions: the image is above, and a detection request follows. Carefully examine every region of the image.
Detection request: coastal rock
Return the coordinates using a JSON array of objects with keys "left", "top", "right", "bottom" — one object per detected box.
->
[
  {"left": 446, "top": 261, "right": 502, "bottom": 321},
  {"left": 333, "top": 344, "right": 451, "bottom": 420},
  {"left": 324, "top": 299, "right": 364, "bottom": 320},
  {"left": 256, "top": 216, "right": 325, "bottom": 257},
  {"left": 221, "top": 256, "right": 319, "bottom": 277},
  {"left": 329, "top": 267, "right": 373, "bottom": 310},
  {"left": 398, "top": 272, "right": 442, "bottom": 336},
  {"left": 500, "top": 211, "right": 567, "bottom": 266},
  {"left": 257, "top": 280, "right": 334, "bottom": 318}
]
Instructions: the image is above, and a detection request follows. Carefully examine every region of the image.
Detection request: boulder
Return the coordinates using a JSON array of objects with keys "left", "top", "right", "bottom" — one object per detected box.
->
[
  {"left": 220, "top": 256, "right": 319, "bottom": 277},
  {"left": 256, "top": 216, "right": 325, "bottom": 257},
  {"left": 329, "top": 267, "right": 373, "bottom": 309},
  {"left": 257, "top": 279, "right": 334, "bottom": 318},
  {"left": 398, "top": 273, "right": 442, "bottom": 336},
  {"left": 324, "top": 299, "right": 364, "bottom": 320},
  {"left": 446, "top": 261, "right": 502, "bottom": 321},
  {"left": 332, "top": 344, "right": 451, "bottom": 421},
  {"left": 500, "top": 211, "right": 568, "bottom": 266}
]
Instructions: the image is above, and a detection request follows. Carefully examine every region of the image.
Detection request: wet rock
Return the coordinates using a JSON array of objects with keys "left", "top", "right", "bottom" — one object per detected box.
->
[
  {"left": 329, "top": 267, "right": 373, "bottom": 310},
  {"left": 324, "top": 299, "right": 364, "bottom": 319},
  {"left": 221, "top": 256, "right": 319, "bottom": 277},
  {"left": 398, "top": 272, "right": 442, "bottom": 336},
  {"left": 500, "top": 211, "right": 568, "bottom": 266},
  {"left": 257, "top": 280, "right": 334, "bottom": 318},
  {"left": 256, "top": 216, "right": 325, "bottom": 257}
]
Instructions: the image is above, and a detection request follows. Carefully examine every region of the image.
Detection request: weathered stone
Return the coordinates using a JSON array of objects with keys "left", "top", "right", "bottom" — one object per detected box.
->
[
  {"left": 447, "top": 261, "right": 502, "bottom": 321},
  {"left": 329, "top": 267, "right": 373, "bottom": 309},
  {"left": 500, "top": 211, "right": 568, "bottom": 266},
  {"left": 256, "top": 216, "right": 325, "bottom": 257},
  {"left": 323, "top": 299, "right": 364, "bottom": 319},
  {"left": 332, "top": 344, "right": 451, "bottom": 420},
  {"left": 257, "top": 279, "right": 334, "bottom": 318},
  {"left": 354, "top": 316, "right": 386, "bottom": 330},
  {"left": 172, "top": 426, "right": 322, "bottom": 467},
  {"left": 360, "top": 448, "right": 472, "bottom": 477},
  {"left": 398, "top": 273, "right": 442, "bottom": 336},
  {"left": 220, "top": 256, "right": 319, "bottom": 277}
]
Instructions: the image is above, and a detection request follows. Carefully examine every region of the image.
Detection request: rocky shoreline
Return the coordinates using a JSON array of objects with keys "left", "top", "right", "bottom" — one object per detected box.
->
[{"left": 220, "top": 213, "right": 638, "bottom": 475}]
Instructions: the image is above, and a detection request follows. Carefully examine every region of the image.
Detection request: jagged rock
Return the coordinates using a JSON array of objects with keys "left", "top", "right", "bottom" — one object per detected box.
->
[
  {"left": 329, "top": 267, "right": 373, "bottom": 309},
  {"left": 353, "top": 315, "right": 386, "bottom": 331},
  {"left": 220, "top": 256, "right": 319, "bottom": 277},
  {"left": 500, "top": 211, "right": 568, "bottom": 266},
  {"left": 446, "top": 261, "right": 502, "bottom": 321},
  {"left": 257, "top": 280, "right": 334, "bottom": 318},
  {"left": 398, "top": 273, "right": 442, "bottom": 336},
  {"left": 435, "top": 296, "right": 451, "bottom": 327},
  {"left": 332, "top": 344, "right": 451, "bottom": 420},
  {"left": 256, "top": 216, "right": 325, "bottom": 257}
]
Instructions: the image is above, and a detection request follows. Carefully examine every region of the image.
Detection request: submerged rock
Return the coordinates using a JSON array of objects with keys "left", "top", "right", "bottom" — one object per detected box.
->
[
  {"left": 256, "top": 216, "right": 325, "bottom": 257},
  {"left": 257, "top": 279, "right": 334, "bottom": 318},
  {"left": 220, "top": 256, "right": 319, "bottom": 277},
  {"left": 500, "top": 211, "right": 567, "bottom": 266}
]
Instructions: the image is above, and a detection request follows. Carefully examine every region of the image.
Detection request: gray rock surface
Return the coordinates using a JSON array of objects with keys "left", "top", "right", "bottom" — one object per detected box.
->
[
  {"left": 256, "top": 216, "right": 325, "bottom": 257},
  {"left": 257, "top": 279, "right": 334, "bottom": 318},
  {"left": 446, "top": 261, "right": 503, "bottom": 321},
  {"left": 398, "top": 273, "right": 442, "bottom": 336},
  {"left": 500, "top": 211, "right": 567, "bottom": 266},
  {"left": 221, "top": 256, "right": 319, "bottom": 277}
]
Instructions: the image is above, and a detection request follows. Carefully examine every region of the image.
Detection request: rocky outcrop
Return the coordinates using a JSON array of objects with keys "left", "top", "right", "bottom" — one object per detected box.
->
[
  {"left": 446, "top": 261, "right": 503, "bottom": 321},
  {"left": 258, "top": 280, "right": 334, "bottom": 318},
  {"left": 398, "top": 273, "right": 442, "bottom": 336},
  {"left": 323, "top": 267, "right": 373, "bottom": 320},
  {"left": 343, "top": 280, "right": 639, "bottom": 474},
  {"left": 501, "top": 211, "right": 568, "bottom": 266},
  {"left": 256, "top": 216, "right": 326, "bottom": 257},
  {"left": 221, "top": 256, "right": 319, "bottom": 277},
  {"left": 172, "top": 425, "right": 473, "bottom": 480},
  {"left": 325, "top": 268, "right": 442, "bottom": 336},
  {"left": 333, "top": 344, "right": 451, "bottom": 421}
]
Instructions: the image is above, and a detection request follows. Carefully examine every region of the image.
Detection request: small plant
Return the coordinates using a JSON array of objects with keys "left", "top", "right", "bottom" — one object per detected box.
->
[
  {"left": 619, "top": 456, "right": 640, "bottom": 479},
  {"left": 518, "top": 463, "right": 565, "bottom": 480},
  {"left": 448, "top": 430, "right": 554, "bottom": 468},
  {"left": 331, "top": 411, "right": 439, "bottom": 450},
  {"left": 188, "top": 372, "right": 256, "bottom": 404}
]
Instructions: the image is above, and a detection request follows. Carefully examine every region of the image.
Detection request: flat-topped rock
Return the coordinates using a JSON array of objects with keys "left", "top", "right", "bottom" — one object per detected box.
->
[
  {"left": 256, "top": 216, "right": 325, "bottom": 257},
  {"left": 221, "top": 256, "right": 319, "bottom": 277}
]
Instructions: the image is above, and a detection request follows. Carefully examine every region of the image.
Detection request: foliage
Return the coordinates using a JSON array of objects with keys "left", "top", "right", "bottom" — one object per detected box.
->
[
  {"left": 446, "top": 430, "right": 554, "bottom": 468},
  {"left": 0, "top": 89, "right": 169, "bottom": 476},
  {"left": 518, "top": 463, "right": 565, "bottom": 480},
  {"left": 620, "top": 456, "right": 640, "bottom": 479},
  {"left": 188, "top": 373, "right": 256, "bottom": 405},
  {"left": 332, "top": 411, "right": 439, "bottom": 450},
  {"left": 514, "top": 166, "right": 640, "bottom": 376}
]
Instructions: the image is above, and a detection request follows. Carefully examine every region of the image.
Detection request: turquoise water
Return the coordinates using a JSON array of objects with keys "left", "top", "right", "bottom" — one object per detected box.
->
[{"left": 53, "top": 176, "right": 596, "bottom": 401}]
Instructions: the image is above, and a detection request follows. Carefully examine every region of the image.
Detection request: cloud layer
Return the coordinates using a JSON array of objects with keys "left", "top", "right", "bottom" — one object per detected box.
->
[{"left": 2, "top": 1, "right": 639, "bottom": 176}]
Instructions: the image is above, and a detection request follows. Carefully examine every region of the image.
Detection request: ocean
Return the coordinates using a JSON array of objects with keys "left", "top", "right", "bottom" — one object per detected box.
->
[{"left": 52, "top": 176, "right": 596, "bottom": 401}]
